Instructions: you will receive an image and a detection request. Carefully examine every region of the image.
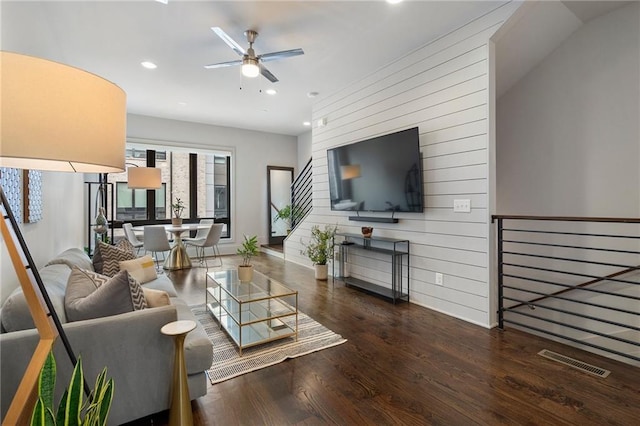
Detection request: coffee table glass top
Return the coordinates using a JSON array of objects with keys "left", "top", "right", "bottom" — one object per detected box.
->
[{"left": 210, "top": 269, "right": 297, "bottom": 302}]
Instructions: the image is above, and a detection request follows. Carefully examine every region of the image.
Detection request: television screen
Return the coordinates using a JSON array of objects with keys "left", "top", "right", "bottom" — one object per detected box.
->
[{"left": 327, "top": 127, "right": 423, "bottom": 213}]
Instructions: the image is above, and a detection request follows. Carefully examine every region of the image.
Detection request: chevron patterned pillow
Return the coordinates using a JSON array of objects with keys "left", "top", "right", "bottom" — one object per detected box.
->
[
  {"left": 65, "top": 267, "right": 147, "bottom": 322},
  {"left": 94, "top": 240, "right": 136, "bottom": 277}
]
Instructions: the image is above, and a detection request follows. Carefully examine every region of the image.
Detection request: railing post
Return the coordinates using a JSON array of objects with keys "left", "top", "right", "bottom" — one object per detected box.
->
[{"left": 497, "top": 217, "right": 504, "bottom": 329}]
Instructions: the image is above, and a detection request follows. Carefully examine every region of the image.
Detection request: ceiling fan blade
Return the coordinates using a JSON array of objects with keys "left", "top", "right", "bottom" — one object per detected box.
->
[
  {"left": 260, "top": 66, "right": 279, "bottom": 83},
  {"left": 211, "top": 27, "right": 245, "bottom": 56},
  {"left": 259, "top": 48, "right": 304, "bottom": 63},
  {"left": 204, "top": 59, "right": 243, "bottom": 69}
]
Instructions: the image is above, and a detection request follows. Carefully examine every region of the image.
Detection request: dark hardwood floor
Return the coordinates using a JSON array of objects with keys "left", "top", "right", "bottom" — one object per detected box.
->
[{"left": 129, "top": 253, "right": 640, "bottom": 425}]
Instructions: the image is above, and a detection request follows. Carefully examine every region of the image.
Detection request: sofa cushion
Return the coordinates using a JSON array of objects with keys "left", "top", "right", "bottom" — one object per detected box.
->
[
  {"left": 45, "top": 248, "right": 93, "bottom": 271},
  {"left": 119, "top": 255, "right": 157, "bottom": 284},
  {"left": 65, "top": 268, "right": 147, "bottom": 322},
  {"left": 0, "top": 264, "right": 71, "bottom": 332},
  {"left": 93, "top": 240, "right": 136, "bottom": 276},
  {"left": 142, "top": 287, "right": 171, "bottom": 308}
]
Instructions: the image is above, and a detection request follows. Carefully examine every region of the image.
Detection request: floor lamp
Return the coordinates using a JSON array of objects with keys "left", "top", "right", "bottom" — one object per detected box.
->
[{"left": 0, "top": 51, "right": 126, "bottom": 424}]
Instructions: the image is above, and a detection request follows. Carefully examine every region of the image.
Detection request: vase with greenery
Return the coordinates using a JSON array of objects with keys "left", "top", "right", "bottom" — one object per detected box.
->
[
  {"left": 274, "top": 204, "right": 304, "bottom": 233},
  {"left": 236, "top": 234, "right": 258, "bottom": 282},
  {"left": 301, "top": 224, "right": 337, "bottom": 280},
  {"left": 31, "top": 351, "right": 114, "bottom": 425},
  {"left": 171, "top": 198, "right": 185, "bottom": 225}
]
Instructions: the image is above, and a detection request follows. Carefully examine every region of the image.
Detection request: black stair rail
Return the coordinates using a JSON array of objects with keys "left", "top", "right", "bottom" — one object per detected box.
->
[
  {"left": 290, "top": 158, "right": 313, "bottom": 231},
  {"left": 493, "top": 215, "right": 640, "bottom": 364}
]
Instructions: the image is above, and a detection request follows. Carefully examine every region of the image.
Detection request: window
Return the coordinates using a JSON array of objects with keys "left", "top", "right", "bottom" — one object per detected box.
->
[{"left": 108, "top": 146, "right": 232, "bottom": 239}]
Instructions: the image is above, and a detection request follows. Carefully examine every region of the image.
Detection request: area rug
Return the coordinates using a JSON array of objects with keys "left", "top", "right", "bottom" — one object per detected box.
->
[{"left": 191, "top": 304, "right": 347, "bottom": 384}]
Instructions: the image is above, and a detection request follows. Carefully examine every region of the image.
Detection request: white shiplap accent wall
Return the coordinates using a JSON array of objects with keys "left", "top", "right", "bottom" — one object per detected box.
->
[{"left": 285, "top": 2, "right": 519, "bottom": 327}]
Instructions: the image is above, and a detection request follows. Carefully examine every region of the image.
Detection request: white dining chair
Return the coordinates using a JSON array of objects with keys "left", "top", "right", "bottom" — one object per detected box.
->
[
  {"left": 143, "top": 225, "right": 171, "bottom": 271},
  {"left": 122, "top": 223, "right": 144, "bottom": 254},
  {"left": 185, "top": 223, "right": 223, "bottom": 268},
  {"left": 182, "top": 218, "right": 214, "bottom": 244}
]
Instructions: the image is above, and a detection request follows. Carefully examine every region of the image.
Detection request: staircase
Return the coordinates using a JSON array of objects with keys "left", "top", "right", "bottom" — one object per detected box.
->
[{"left": 289, "top": 158, "right": 312, "bottom": 232}]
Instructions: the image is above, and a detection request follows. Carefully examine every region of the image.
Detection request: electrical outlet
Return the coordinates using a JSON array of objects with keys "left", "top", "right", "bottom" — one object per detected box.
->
[
  {"left": 435, "top": 272, "right": 444, "bottom": 286},
  {"left": 453, "top": 199, "right": 471, "bottom": 213}
]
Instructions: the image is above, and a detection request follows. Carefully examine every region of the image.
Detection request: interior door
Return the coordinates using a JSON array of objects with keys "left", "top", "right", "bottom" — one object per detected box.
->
[{"left": 267, "top": 166, "right": 294, "bottom": 245}]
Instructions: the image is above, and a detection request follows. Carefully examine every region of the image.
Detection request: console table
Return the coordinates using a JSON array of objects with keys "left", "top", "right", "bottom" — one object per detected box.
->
[{"left": 334, "top": 233, "right": 410, "bottom": 304}]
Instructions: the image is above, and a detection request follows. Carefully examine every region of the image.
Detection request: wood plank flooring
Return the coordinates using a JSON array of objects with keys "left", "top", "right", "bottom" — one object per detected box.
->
[{"left": 127, "top": 253, "right": 640, "bottom": 425}]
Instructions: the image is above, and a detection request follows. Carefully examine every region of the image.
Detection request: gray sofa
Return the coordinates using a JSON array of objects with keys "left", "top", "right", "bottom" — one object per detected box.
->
[{"left": 0, "top": 248, "right": 213, "bottom": 425}]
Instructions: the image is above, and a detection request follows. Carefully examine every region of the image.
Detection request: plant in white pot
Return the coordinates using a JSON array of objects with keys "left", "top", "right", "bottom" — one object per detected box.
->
[
  {"left": 301, "top": 224, "right": 337, "bottom": 280},
  {"left": 236, "top": 234, "right": 258, "bottom": 282},
  {"left": 171, "top": 198, "right": 185, "bottom": 226}
]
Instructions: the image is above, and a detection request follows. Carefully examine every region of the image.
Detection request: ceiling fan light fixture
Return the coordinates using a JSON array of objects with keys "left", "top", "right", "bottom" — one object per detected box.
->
[{"left": 241, "top": 57, "right": 260, "bottom": 78}]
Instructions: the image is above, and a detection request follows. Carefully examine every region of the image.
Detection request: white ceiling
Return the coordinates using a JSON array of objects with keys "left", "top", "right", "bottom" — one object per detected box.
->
[{"left": 1, "top": 0, "right": 507, "bottom": 137}]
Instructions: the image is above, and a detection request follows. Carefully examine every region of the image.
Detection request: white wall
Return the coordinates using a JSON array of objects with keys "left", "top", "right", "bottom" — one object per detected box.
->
[
  {"left": 285, "top": 2, "right": 520, "bottom": 327},
  {"left": 1, "top": 172, "right": 85, "bottom": 303},
  {"left": 297, "top": 131, "right": 312, "bottom": 175},
  {"left": 126, "top": 114, "right": 298, "bottom": 250},
  {"left": 497, "top": 2, "right": 640, "bottom": 217}
]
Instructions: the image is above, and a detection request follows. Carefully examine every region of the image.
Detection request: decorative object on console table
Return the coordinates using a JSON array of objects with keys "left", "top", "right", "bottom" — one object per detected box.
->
[
  {"left": 301, "top": 224, "right": 337, "bottom": 280},
  {"left": 361, "top": 226, "right": 373, "bottom": 238},
  {"left": 171, "top": 198, "right": 185, "bottom": 226},
  {"left": 236, "top": 234, "right": 258, "bottom": 282},
  {"left": 0, "top": 51, "right": 126, "bottom": 423}
]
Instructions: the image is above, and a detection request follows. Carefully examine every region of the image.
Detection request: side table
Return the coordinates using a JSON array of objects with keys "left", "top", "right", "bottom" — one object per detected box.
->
[{"left": 161, "top": 320, "right": 197, "bottom": 426}]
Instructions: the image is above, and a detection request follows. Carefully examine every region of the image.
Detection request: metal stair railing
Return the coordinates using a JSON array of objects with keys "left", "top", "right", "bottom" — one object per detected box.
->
[
  {"left": 290, "top": 158, "right": 313, "bottom": 230},
  {"left": 493, "top": 215, "right": 640, "bottom": 364}
]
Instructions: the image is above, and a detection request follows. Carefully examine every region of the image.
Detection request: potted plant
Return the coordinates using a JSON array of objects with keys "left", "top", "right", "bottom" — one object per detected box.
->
[
  {"left": 31, "top": 351, "right": 114, "bottom": 425},
  {"left": 301, "top": 224, "right": 337, "bottom": 280},
  {"left": 171, "top": 198, "right": 185, "bottom": 226},
  {"left": 236, "top": 234, "right": 258, "bottom": 282},
  {"left": 274, "top": 204, "right": 304, "bottom": 233}
]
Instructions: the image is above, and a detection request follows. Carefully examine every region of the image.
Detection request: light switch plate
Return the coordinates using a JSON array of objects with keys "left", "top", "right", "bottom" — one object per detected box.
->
[
  {"left": 453, "top": 199, "right": 471, "bottom": 213},
  {"left": 435, "top": 272, "right": 444, "bottom": 286}
]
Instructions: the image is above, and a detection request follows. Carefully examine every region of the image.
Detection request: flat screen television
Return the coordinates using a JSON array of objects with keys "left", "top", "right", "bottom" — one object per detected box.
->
[{"left": 327, "top": 127, "right": 423, "bottom": 213}]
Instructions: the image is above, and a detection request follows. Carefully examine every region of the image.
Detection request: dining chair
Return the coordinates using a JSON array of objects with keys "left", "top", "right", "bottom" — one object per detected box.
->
[
  {"left": 185, "top": 223, "right": 223, "bottom": 268},
  {"left": 182, "top": 218, "right": 214, "bottom": 244},
  {"left": 122, "top": 223, "right": 144, "bottom": 254},
  {"left": 143, "top": 225, "right": 171, "bottom": 272}
]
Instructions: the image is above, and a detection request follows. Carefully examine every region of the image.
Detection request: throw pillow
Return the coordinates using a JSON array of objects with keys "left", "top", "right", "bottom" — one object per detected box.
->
[
  {"left": 142, "top": 287, "right": 171, "bottom": 308},
  {"left": 119, "top": 255, "right": 157, "bottom": 284},
  {"left": 93, "top": 240, "right": 136, "bottom": 277},
  {"left": 65, "top": 268, "right": 147, "bottom": 322}
]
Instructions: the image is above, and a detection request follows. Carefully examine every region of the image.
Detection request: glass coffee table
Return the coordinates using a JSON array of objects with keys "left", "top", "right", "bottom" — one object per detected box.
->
[{"left": 206, "top": 270, "right": 298, "bottom": 355}]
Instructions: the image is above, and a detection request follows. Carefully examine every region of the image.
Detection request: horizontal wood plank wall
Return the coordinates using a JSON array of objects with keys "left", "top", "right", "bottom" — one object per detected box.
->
[{"left": 285, "top": 2, "right": 519, "bottom": 326}]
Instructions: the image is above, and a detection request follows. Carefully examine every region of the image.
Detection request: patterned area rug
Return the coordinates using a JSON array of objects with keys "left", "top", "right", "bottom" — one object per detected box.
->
[{"left": 191, "top": 304, "right": 347, "bottom": 384}]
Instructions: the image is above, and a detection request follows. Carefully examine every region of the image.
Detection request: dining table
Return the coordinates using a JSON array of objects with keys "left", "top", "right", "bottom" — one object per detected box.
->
[{"left": 135, "top": 223, "right": 210, "bottom": 271}]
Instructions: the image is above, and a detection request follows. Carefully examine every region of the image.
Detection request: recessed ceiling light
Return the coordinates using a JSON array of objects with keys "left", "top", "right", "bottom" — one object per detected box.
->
[
  {"left": 303, "top": 121, "right": 311, "bottom": 126},
  {"left": 386, "top": 0, "right": 403, "bottom": 4},
  {"left": 178, "top": 102, "right": 187, "bottom": 107},
  {"left": 265, "top": 89, "right": 277, "bottom": 95},
  {"left": 141, "top": 61, "right": 157, "bottom": 69},
  {"left": 307, "top": 91, "right": 319, "bottom": 98}
]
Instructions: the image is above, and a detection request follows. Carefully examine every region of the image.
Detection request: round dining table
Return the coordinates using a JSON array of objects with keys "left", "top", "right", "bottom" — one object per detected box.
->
[{"left": 135, "top": 223, "right": 210, "bottom": 270}]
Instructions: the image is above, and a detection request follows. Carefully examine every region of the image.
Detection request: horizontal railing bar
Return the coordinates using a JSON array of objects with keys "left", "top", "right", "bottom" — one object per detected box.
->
[
  {"left": 493, "top": 215, "right": 640, "bottom": 223},
  {"left": 505, "top": 310, "right": 640, "bottom": 347},
  {"left": 502, "top": 239, "right": 640, "bottom": 255},
  {"left": 503, "top": 263, "right": 640, "bottom": 287},
  {"left": 503, "top": 273, "right": 640, "bottom": 301},
  {"left": 504, "top": 319, "right": 640, "bottom": 362},
  {"left": 503, "top": 251, "right": 636, "bottom": 269},
  {"left": 503, "top": 296, "right": 640, "bottom": 332},
  {"left": 502, "top": 285, "right": 640, "bottom": 316},
  {"left": 502, "top": 228, "right": 640, "bottom": 240}
]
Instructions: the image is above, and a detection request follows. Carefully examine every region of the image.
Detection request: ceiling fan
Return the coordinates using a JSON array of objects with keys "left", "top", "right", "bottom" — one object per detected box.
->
[{"left": 204, "top": 27, "right": 304, "bottom": 83}]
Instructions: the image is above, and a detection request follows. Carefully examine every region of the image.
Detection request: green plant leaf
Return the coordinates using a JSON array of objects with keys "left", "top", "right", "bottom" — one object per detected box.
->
[
  {"left": 96, "top": 378, "right": 114, "bottom": 426},
  {"left": 30, "top": 399, "right": 45, "bottom": 426},
  {"left": 56, "top": 390, "right": 68, "bottom": 425},
  {"left": 38, "top": 351, "right": 56, "bottom": 413},
  {"left": 64, "top": 357, "right": 83, "bottom": 426}
]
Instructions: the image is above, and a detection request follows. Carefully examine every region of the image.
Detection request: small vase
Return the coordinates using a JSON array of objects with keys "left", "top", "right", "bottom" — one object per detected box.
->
[
  {"left": 172, "top": 218, "right": 183, "bottom": 226},
  {"left": 314, "top": 264, "right": 328, "bottom": 280},
  {"left": 93, "top": 207, "right": 108, "bottom": 235},
  {"left": 361, "top": 227, "right": 373, "bottom": 238},
  {"left": 238, "top": 265, "right": 253, "bottom": 282}
]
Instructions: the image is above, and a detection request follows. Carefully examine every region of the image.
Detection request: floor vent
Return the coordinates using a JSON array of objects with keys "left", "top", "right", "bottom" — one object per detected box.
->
[{"left": 538, "top": 349, "right": 610, "bottom": 378}]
